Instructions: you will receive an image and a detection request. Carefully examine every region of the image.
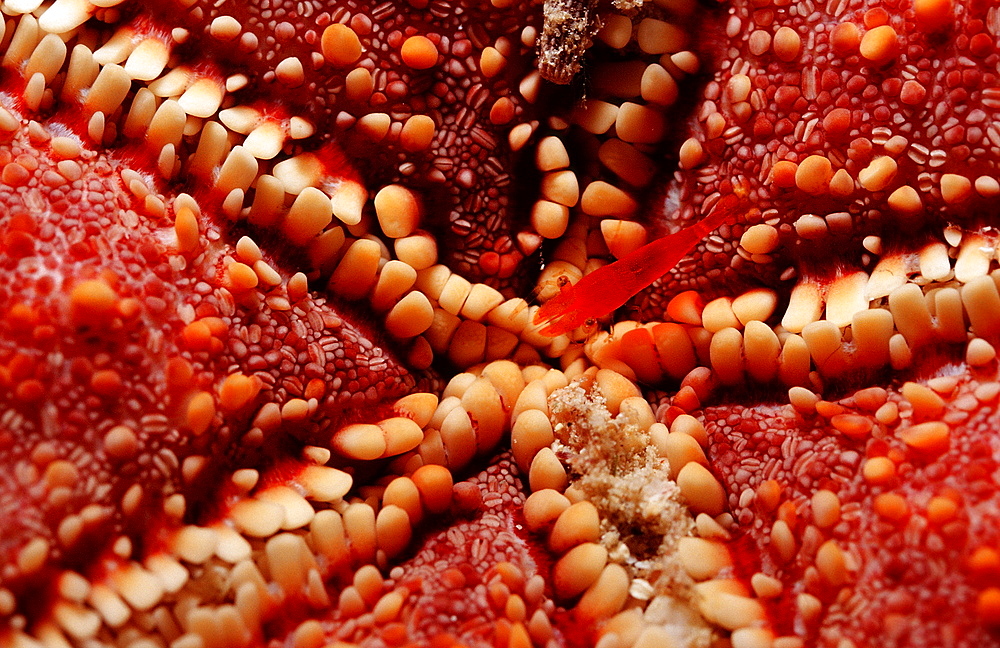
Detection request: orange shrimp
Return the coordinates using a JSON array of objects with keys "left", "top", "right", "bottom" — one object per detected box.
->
[{"left": 534, "top": 194, "right": 742, "bottom": 337}]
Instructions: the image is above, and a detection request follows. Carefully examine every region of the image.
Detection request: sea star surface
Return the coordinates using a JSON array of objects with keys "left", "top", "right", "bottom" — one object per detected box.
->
[{"left": 0, "top": 0, "right": 998, "bottom": 647}]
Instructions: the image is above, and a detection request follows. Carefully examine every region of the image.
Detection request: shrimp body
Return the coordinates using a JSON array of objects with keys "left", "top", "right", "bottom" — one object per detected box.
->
[{"left": 534, "top": 197, "right": 740, "bottom": 337}]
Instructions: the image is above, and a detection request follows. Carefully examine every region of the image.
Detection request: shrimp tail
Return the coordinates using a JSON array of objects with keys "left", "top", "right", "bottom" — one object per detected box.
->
[{"left": 534, "top": 196, "right": 741, "bottom": 337}]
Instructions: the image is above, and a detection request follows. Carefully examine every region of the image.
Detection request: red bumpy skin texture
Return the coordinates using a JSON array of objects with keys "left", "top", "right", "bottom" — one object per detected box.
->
[
  {"left": 1, "top": 0, "right": 1000, "bottom": 647},
  {"left": 631, "top": 0, "right": 1000, "bottom": 314},
  {"left": 128, "top": 0, "right": 539, "bottom": 286}
]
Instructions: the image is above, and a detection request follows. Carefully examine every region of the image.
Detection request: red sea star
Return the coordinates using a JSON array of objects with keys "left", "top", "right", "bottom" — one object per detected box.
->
[
  {"left": 535, "top": 0, "right": 1000, "bottom": 645},
  {"left": 2, "top": 0, "right": 1000, "bottom": 647}
]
